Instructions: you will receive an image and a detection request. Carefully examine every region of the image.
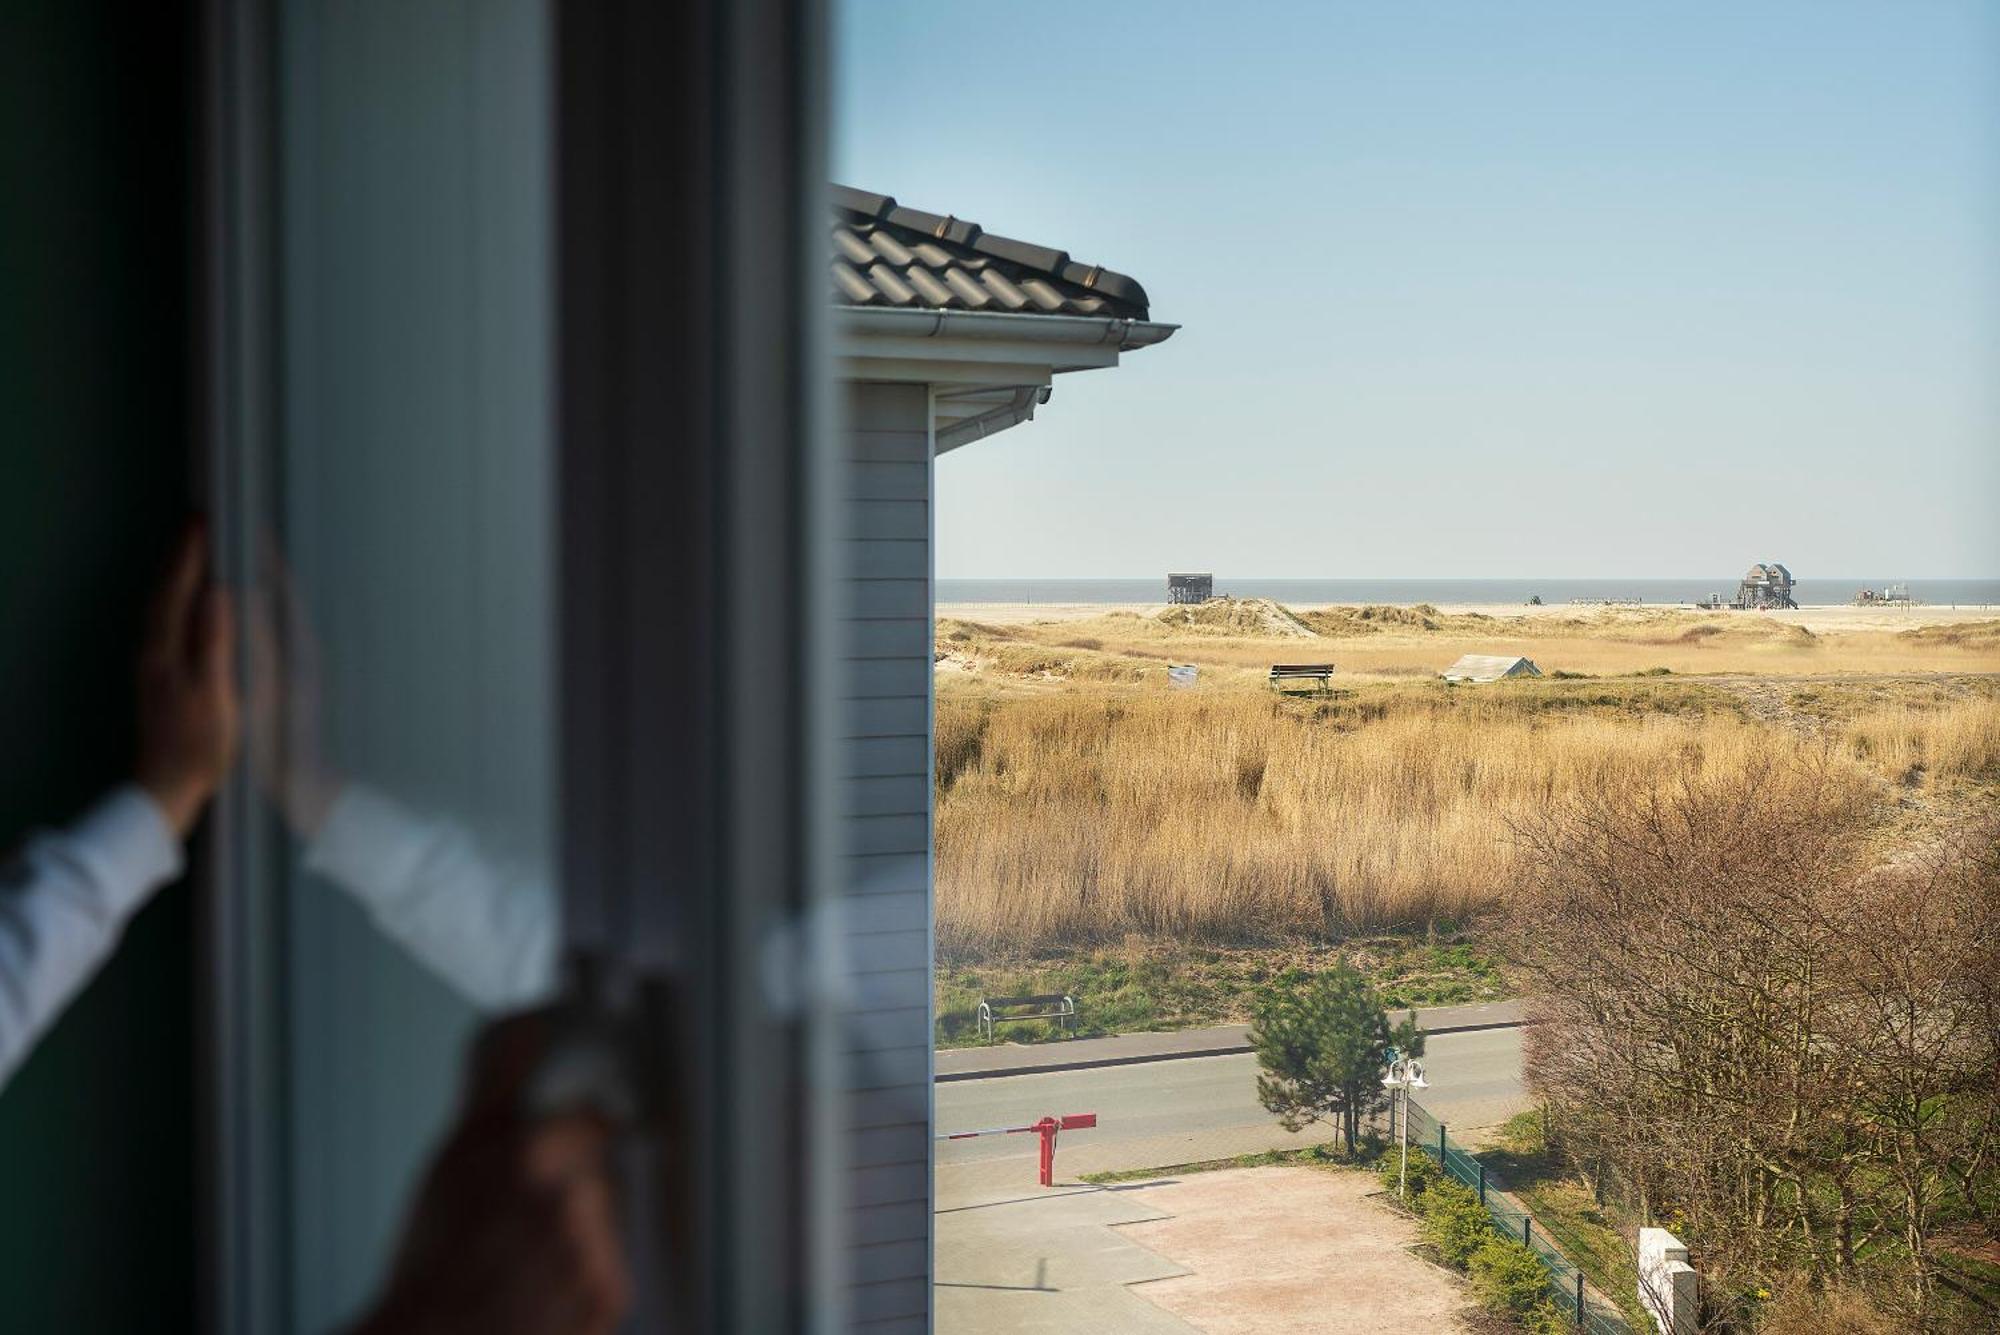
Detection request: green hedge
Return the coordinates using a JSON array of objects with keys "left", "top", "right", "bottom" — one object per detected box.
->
[
  {"left": 1422, "top": 1181, "right": 1497, "bottom": 1269},
  {"left": 1387, "top": 1156, "right": 1570, "bottom": 1333},
  {"left": 1377, "top": 1142, "right": 1443, "bottom": 1202},
  {"left": 1470, "top": 1237, "right": 1569, "bottom": 1334}
]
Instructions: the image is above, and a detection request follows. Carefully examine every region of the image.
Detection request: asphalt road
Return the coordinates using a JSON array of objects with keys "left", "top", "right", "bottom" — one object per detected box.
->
[
  {"left": 936, "top": 1001, "right": 1522, "bottom": 1081},
  {"left": 936, "top": 1025, "right": 1527, "bottom": 1180}
]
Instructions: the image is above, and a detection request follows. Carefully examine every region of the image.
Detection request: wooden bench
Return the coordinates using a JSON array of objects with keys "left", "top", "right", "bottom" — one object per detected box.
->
[
  {"left": 977, "top": 994, "right": 1077, "bottom": 1044},
  {"left": 1268, "top": 663, "right": 1334, "bottom": 691}
]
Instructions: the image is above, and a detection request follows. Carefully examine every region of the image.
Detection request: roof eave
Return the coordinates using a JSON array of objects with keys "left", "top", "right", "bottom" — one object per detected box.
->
[{"left": 833, "top": 305, "right": 1178, "bottom": 354}]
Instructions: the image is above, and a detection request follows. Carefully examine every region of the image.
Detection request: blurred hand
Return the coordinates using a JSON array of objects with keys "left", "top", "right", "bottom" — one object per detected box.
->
[
  {"left": 135, "top": 519, "right": 240, "bottom": 837},
  {"left": 353, "top": 1015, "right": 633, "bottom": 1335},
  {"left": 245, "top": 541, "right": 340, "bottom": 836}
]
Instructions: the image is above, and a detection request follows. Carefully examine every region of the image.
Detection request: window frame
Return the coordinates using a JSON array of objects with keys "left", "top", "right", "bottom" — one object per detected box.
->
[{"left": 198, "top": 0, "right": 841, "bottom": 1329}]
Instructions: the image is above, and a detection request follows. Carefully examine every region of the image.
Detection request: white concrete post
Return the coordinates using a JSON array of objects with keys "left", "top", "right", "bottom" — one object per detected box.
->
[{"left": 1638, "top": 1227, "right": 1697, "bottom": 1335}]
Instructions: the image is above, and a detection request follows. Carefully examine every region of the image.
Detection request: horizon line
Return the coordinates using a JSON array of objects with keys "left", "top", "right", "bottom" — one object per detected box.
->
[{"left": 936, "top": 574, "right": 2000, "bottom": 582}]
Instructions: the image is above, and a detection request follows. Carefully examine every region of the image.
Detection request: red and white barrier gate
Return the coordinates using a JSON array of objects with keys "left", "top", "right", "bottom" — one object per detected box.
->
[{"left": 938, "top": 1113, "right": 1099, "bottom": 1186}]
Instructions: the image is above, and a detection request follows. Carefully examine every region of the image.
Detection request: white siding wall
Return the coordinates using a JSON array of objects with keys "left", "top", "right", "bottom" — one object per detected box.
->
[{"left": 840, "top": 381, "right": 935, "bottom": 1331}]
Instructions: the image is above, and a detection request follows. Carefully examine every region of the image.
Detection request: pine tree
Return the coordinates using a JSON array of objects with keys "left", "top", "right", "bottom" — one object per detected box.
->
[{"left": 1249, "top": 963, "right": 1408, "bottom": 1154}]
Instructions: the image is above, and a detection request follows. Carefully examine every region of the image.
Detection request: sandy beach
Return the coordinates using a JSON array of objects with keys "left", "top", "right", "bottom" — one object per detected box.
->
[{"left": 939, "top": 600, "right": 2000, "bottom": 635}]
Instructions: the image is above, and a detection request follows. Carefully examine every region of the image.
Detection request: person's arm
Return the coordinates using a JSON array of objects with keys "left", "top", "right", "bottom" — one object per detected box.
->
[
  {"left": 245, "top": 555, "right": 555, "bottom": 1010},
  {"left": 0, "top": 521, "right": 238, "bottom": 1090},
  {"left": 302, "top": 786, "right": 557, "bottom": 1011},
  {"left": 0, "top": 789, "right": 184, "bottom": 1087}
]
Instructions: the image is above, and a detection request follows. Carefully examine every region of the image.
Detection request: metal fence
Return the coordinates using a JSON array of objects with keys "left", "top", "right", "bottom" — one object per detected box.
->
[{"left": 1403, "top": 1098, "right": 1634, "bottom": 1334}]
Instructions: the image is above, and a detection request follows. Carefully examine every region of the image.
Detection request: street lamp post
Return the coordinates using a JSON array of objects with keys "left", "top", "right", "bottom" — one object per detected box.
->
[{"left": 1381, "top": 1052, "right": 1430, "bottom": 1201}]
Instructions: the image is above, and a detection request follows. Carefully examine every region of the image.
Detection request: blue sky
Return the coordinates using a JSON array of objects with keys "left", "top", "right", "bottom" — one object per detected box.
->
[{"left": 832, "top": 1, "right": 1998, "bottom": 579}]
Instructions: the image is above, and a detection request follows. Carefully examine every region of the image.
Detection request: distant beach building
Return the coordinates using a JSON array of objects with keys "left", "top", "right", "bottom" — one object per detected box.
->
[
  {"left": 1441, "top": 654, "right": 1543, "bottom": 683},
  {"left": 1733, "top": 563, "right": 1798, "bottom": 610},
  {"left": 1167, "top": 573, "right": 1214, "bottom": 604},
  {"left": 1854, "top": 582, "right": 1915, "bottom": 606}
]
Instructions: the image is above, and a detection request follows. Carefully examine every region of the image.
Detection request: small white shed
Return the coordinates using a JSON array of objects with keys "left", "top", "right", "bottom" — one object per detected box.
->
[{"left": 1441, "top": 653, "right": 1542, "bottom": 683}]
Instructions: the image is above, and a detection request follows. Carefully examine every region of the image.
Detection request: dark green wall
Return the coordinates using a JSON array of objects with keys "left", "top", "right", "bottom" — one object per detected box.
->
[{"left": 0, "top": 2, "right": 196, "bottom": 1328}]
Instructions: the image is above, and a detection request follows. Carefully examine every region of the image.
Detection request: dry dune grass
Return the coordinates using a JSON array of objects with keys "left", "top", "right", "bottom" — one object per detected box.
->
[
  {"left": 934, "top": 618, "right": 1158, "bottom": 682},
  {"left": 1898, "top": 619, "right": 2000, "bottom": 650},
  {"left": 934, "top": 671, "right": 2000, "bottom": 957},
  {"left": 936, "top": 606, "right": 2000, "bottom": 683},
  {"left": 1841, "top": 696, "right": 2000, "bottom": 782},
  {"left": 1153, "top": 597, "right": 1317, "bottom": 637},
  {"left": 1297, "top": 603, "right": 1455, "bottom": 635}
]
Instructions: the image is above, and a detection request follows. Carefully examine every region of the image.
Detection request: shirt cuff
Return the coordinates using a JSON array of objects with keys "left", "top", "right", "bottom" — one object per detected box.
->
[{"left": 69, "top": 785, "right": 186, "bottom": 918}]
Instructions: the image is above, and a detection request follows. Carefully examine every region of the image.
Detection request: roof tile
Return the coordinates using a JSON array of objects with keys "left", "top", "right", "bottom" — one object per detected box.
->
[
  {"left": 831, "top": 261, "right": 877, "bottom": 304},
  {"left": 941, "top": 269, "right": 993, "bottom": 309},
  {"left": 831, "top": 184, "right": 1151, "bottom": 320},
  {"left": 977, "top": 269, "right": 1031, "bottom": 311},
  {"left": 1017, "top": 277, "right": 1069, "bottom": 313},
  {"left": 832, "top": 230, "right": 876, "bottom": 265},
  {"left": 864, "top": 263, "right": 919, "bottom": 307},
  {"left": 905, "top": 267, "right": 955, "bottom": 308},
  {"left": 866, "top": 229, "right": 915, "bottom": 267}
]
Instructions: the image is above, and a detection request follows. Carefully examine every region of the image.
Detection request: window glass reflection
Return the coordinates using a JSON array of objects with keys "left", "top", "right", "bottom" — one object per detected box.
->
[{"left": 268, "top": 1, "right": 553, "bottom": 1327}]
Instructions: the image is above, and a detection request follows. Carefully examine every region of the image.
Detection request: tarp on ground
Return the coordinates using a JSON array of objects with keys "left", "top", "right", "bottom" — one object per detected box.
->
[{"left": 1440, "top": 653, "right": 1542, "bottom": 683}]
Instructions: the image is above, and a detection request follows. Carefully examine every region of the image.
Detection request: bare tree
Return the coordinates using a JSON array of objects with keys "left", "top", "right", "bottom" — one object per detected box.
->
[{"left": 1503, "top": 756, "right": 2000, "bottom": 1324}]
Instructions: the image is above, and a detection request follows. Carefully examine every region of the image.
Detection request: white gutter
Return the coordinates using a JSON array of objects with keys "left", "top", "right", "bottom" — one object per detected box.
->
[{"left": 834, "top": 305, "right": 1178, "bottom": 351}]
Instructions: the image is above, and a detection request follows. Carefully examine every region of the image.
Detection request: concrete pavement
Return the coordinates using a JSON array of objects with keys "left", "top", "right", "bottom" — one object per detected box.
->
[
  {"left": 1116, "top": 1168, "right": 1478, "bottom": 1333},
  {"left": 934, "top": 1004, "right": 1530, "bottom": 1332},
  {"left": 936, "top": 1165, "right": 1486, "bottom": 1334},
  {"left": 936, "top": 1173, "right": 1198, "bottom": 1332}
]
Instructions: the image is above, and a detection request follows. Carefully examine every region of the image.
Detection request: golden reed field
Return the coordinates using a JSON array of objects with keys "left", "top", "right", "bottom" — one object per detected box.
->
[{"left": 933, "top": 601, "right": 2000, "bottom": 956}]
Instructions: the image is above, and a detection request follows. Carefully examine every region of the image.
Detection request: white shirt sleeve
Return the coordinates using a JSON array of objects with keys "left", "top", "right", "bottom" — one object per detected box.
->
[
  {"left": 302, "top": 785, "right": 557, "bottom": 1012},
  {"left": 0, "top": 785, "right": 184, "bottom": 1090}
]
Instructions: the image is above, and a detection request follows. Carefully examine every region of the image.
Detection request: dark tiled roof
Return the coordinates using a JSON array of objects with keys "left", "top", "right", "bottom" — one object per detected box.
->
[{"left": 831, "top": 185, "right": 1151, "bottom": 321}]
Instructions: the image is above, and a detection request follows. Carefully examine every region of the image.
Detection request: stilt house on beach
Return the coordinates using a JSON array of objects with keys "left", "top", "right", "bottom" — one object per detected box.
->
[{"left": 1734, "top": 563, "right": 1798, "bottom": 609}]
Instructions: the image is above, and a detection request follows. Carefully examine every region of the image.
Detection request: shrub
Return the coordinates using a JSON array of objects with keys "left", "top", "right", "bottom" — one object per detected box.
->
[
  {"left": 1507, "top": 757, "right": 2000, "bottom": 1312},
  {"left": 1419, "top": 1179, "right": 1495, "bottom": 1269},
  {"left": 1377, "top": 1142, "right": 1441, "bottom": 1202},
  {"left": 1754, "top": 1277, "right": 1904, "bottom": 1335},
  {"left": 1468, "top": 1237, "right": 1567, "bottom": 1332}
]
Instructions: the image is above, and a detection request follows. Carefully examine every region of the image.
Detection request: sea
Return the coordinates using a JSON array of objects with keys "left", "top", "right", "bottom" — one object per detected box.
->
[{"left": 937, "top": 578, "right": 2000, "bottom": 608}]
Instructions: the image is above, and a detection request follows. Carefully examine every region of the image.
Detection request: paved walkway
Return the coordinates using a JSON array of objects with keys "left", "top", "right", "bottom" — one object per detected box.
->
[
  {"left": 935, "top": 1000, "right": 1530, "bottom": 1332},
  {"left": 936, "top": 1161, "right": 1477, "bottom": 1333},
  {"left": 1119, "top": 1168, "right": 1476, "bottom": 1333},
  {"left": 937, "top": 1000, "right": 1523, "bottom": 1082},
  {"left": 936, "top": 1160, "right": 1197, "bottom": 1332}
]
